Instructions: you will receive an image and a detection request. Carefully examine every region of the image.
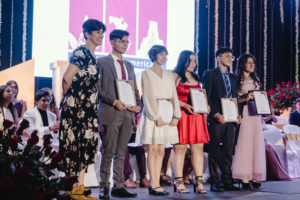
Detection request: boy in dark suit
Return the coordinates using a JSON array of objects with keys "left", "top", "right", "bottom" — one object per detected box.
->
[{"left": 202, "top": 47, "right": 240, "bottom": 192}]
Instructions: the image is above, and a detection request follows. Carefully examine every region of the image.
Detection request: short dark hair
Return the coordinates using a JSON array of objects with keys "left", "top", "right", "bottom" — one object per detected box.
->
[
  {"left": 35, "top": 89, "right": 50, "bottom": 101},
  {"left": 148, "top": 45, "right": 168, "bottom": 62},
  {"left": 83, "top": 19, "right": 106, "bottom": 40},
  {"left": 296, "top": 98, "right": 300, "bottom": 103},
  {"left": 109, "top": 29, "right": 129, "bottom": 41},
  {"left": 215, "top": 47, "right": 233, "bottom": 58}
]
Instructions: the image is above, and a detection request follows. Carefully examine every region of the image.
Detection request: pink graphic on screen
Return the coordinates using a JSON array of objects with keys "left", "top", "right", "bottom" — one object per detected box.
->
[
  {"left": 68, "top": 0, "right": 167, "bottom": 62},
  {"left": 104, "top": 0, "right": 137, "bottom": 55},
  {"left": 68, "top": 0, "right": 103, "bottom": 52},
  {"left": 138, "top": 0, "right": 167, "bottom": 56}
]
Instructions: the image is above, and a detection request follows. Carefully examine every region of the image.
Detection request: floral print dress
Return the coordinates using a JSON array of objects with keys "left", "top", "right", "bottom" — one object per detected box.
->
[{"left": 59, "top": 46, "right": 99, "bottom": 175}]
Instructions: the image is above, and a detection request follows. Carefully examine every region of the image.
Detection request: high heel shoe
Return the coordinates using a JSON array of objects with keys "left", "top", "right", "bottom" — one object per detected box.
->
[
  {"left": 251, "top": 181, "right": 261, "bottom": 188},
  {"left": 238, "top": 180, "right": 252, "bottom": 190},
  {"left": 148, "top": 186, "right": 169, "bottom": 196},
  {"left": 160, "top": 175, "right": 171, "bottom": 186},
  {"left": 173, "top": 177, "right": 189, "bottom": 193},
  {"left": 193, "top": 176, "right": 207, "bottom": 194}
]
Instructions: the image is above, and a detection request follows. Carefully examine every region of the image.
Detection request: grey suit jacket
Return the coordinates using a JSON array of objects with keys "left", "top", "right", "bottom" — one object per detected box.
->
[{"left": 96, "top": 54, "right": 140, "bottom": 125}]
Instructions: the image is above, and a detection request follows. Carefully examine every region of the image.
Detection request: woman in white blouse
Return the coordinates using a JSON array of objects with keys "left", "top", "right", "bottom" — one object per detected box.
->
[
  {"left": 136, "top": 45, "right": 181, "bottom": 196},
  {"left": 0, "top": 85, "right": 17, "bottom": 131}
]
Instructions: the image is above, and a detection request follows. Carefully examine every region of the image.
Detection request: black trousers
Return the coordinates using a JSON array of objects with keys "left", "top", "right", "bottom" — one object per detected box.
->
[{"left": 208, "top": 122, "right": 235, "bottom": 185}]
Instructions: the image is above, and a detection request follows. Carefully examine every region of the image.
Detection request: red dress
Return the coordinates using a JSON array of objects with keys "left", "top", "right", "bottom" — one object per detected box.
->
[{"left": 176, "top": 84, "right": 210, "bottom": 144}]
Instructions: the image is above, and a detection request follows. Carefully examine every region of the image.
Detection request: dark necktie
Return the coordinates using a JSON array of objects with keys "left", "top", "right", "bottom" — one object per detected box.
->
[
  {"left": 224, "top": 74, "right": 232, "bottom": 97},
  {"left": 117, "top": 59, "right": 126, "bottom": 80}
]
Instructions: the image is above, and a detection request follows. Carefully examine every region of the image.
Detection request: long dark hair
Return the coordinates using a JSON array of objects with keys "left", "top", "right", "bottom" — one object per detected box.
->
[
  {"left": 173, "top": 50, "right": 200, "bottom": 83},
  {"left": 0, "top": 85, "right": 16, "bottom": 123},
  {"left": 6, "top": 80, "right": 18, "bottom": 98},
  {"left": 235, "top": 53, "right": 261, "bottom": 89}
]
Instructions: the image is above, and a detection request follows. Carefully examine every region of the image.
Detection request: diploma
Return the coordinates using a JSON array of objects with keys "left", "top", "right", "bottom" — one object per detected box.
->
[
  {"left": 158, "top": 99, "right": 174, "bottom": 124},
  {"left": 253, "top": 90, "right": 271, "bottom": 115},
  {"left": 190, "top": 88, "right": 209, "bottom": 113},
  {"left": 115, "top": 80, "right": 136, "bottom": 106},
  {"left": 221, "top": 98, "right": 239, "bottom": 122}
]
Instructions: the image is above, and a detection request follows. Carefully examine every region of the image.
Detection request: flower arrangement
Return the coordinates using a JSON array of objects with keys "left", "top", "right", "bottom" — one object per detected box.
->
[
  {"left": 267, "top": 81, "right": 300, "bottom": 113},
  {"left": 0, "top": 119, "right": 77, "bottom": 200}
]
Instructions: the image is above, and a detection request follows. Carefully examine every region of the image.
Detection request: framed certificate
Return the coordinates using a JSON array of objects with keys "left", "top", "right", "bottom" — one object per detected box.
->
[
  {"left": 221, "top": 98, "right": 239, "bottom": 122},
  {"left": 252, "top": 90, "right": 271, "bottom": 115},
  {"left": 158, "top": 99, "right": 174, "bottom": 124},
  {"left": 190, "top": 88, "right": 209, "bottom": 113},
  {"left": 115, "top": 80, "right": 136, "bottom": 107}
]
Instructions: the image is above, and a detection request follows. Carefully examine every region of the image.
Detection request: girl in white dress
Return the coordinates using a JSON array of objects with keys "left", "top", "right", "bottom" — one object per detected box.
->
[
  {"left": 136, "top": 45, "right": 181, "bottom": 196},
  {"left": 0, "top": 85, "right": 17, "bottom": 131}
]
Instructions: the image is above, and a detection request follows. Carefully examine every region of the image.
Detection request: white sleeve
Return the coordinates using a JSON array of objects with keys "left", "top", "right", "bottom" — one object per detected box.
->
[{"left": 142, "top": 71, "right": 160, "bottom": 121}]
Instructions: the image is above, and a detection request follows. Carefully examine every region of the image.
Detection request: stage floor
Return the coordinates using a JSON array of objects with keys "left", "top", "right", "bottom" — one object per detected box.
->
[{"left": 88, "top": 179, "right": 300, "bottom": 200}]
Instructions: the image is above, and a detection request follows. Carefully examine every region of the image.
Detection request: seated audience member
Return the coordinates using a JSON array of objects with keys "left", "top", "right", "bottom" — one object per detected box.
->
[
  {"left": 41, "top": 87, "right": 60, "bottom": 121},
  {"left": 123, "top": 144, "right": 149, "bottom": 188},
  {"left": 0, "top": 85, "right": 18, "bottom": 129},
  {"left": 6, "top": 80, "right": 27, "bottom": 119},
  {"left": 23, "top": 89, "right": 59, "bottom": 145},
  {"left": 289, "top": 98, "right": 300, "bottom": 126}
]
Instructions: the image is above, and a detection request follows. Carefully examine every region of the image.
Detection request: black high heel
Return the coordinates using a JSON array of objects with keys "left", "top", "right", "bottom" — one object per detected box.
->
[
  {"left": 238, "top": 180, "right": 252, "bottom": 190},
  {"left": 193, "top": 176, "right": 207, "bottom": 194},
  {"left": 252, "top": 181, "right": 261, "bottom": 188},
  {"left": 148, "top": 186, "right": 169, "bottom": 196},
  {"left": 173, "top": 177, "right": 189, "bottom": 193},
  {"left": 160, "top": 175, "right": 171, "bottom": 186}
]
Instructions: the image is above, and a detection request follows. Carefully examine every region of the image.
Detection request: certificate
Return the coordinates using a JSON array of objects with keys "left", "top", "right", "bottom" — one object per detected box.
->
[
  {"left": 221, "top": 98, "right": 239, "bottom": 122},
  {"left": 190, "top": 88, "right": 209, "bottom": 113},
  {"left": 253, "top": 90, "right": 271, "bottom": 115},
  {"left": 158, "top": 99, "right": 174, "bottom": 124},
  {"left": 115, "top": 80, "right": 136, "bottom": 106}
]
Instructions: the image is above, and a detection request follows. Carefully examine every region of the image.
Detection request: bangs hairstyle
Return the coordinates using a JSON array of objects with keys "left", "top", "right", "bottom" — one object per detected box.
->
[
  {"left": 148, "top": 45, "right": 168, "bottom": 62},
  {"left": 173, "top": 50, "right": 199, "bottom": 83},
  {"left": 83, "top": 19, "right": 106, "bottom": 40}
]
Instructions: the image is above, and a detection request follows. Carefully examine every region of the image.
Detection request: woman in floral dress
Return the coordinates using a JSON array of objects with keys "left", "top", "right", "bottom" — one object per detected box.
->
[{"left": 59, "top": 19, "right": 106, "bottom": 199}]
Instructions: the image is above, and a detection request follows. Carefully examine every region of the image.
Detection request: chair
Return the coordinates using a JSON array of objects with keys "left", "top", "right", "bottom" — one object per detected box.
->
[{"left": 283, "top": 124, "right": 300, "bottom": 178}]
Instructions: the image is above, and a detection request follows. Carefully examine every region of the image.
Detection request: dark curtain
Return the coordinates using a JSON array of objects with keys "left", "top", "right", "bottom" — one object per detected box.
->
[
  {"left": 0, "top": 0, "right": 33, "bottom": 71},
  {"left": 196, "top": 0, "right": 300, "bottom": 90}
]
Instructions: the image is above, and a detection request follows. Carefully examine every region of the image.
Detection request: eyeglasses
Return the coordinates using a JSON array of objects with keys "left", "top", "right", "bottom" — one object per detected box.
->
[{"left": 116, "top": 39, "right": 132, "bottom": 45}]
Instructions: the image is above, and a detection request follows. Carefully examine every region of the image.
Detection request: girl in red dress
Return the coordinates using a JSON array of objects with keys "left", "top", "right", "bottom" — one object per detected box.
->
[{"left": 172, "top": 50, "right": 210, "bottom": 194}]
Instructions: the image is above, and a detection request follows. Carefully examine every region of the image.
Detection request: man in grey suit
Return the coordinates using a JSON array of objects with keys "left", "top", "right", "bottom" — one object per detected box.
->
[{"left": 97, "top": 29, "right": 140, "bottom": 199}]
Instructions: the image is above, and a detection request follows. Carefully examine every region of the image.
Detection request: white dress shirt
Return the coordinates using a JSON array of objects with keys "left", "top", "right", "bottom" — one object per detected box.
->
[{"left": 111, "top": 53, "right": 128, "bottom": 80}]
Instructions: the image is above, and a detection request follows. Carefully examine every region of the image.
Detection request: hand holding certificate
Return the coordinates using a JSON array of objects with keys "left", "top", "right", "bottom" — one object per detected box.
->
[
  {"left": 115, "top": 80, "right": 136, "bottom": 107},
  {"left": 221, "top": 98, "right": 239, "bottom": 122},
  {"left": 190, "top": 88, "right": 209, "bottom": 113},
  {"left": 158, "top": 99, "right": 174, "bottom": 124},
  {"left": 253, "top": 91, "right": 271, "bottom": 115}
]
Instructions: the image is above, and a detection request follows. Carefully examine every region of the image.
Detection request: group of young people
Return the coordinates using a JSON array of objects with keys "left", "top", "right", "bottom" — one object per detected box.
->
[
  {"left": 57, "top": 18, "right": 267, "bottom": 200},
  {"left": 0, "top": 18, "right": 267, "bottom": 200}
]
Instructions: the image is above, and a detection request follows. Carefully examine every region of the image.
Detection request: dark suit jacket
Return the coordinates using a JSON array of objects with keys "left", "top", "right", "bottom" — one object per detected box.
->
[
  {"left": 202, "top": 67, "right": 238, "bottom": 124},
  {"left": 96, "top": 54, "right": 140, "bottom": 125},
  {"left": 289, "top": 110, "right": 300, "bottom": 126}
]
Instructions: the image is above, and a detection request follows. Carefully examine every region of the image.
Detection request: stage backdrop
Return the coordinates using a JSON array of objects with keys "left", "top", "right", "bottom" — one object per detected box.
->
[{"left": 196, "top": 0, "right": 300, "bottom": 90}]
